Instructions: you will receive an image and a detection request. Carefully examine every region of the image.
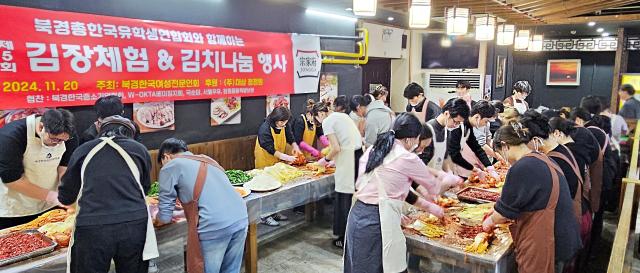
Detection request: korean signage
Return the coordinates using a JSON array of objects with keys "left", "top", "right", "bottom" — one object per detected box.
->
[{"left": 0, "top": 5, "right": 322, "bottom": 110}]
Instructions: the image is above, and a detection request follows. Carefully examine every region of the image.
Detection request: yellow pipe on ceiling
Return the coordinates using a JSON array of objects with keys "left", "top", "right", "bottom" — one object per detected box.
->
[{"left": 321, "top": 28, "right": 369, "bottom": 65}]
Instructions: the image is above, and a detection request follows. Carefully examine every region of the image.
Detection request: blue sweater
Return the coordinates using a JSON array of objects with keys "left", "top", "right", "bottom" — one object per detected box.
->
[{"left": 158, "top": 152, "right": 248, "bottom": 240}]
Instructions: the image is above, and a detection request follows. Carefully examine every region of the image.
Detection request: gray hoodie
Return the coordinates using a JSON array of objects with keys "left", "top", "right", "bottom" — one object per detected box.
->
[{"left": 364, "top": 100, "right": 394, "bottom": 146}]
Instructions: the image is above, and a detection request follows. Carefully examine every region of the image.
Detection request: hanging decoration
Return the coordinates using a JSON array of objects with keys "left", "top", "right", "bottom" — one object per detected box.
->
[
  {"left": 529, "top": 34, "right": 544, "bottom": 51},
  {"left": 409, "top": 0, "right": 431, "bottom": 29},
  {"left": 475, "top": 14, "right": 496, "bottom": 41},
  {"left": 353, "top": 0, "right": 377, "bottom": 16},
  {"left": 496, "top": 24, "right": 515, "bottom": 46},
  {"left": 445, "top": 7, "right": 469, "bottom": 36}
]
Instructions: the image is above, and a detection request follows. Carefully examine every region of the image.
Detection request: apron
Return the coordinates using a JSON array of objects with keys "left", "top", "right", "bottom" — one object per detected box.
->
[
  {"left": 350, "top": 148, "right": 407, "bottom": 272},
  {"left": 426, "top": 123, "right": 447, "bottom": 171},
  {"left": 0, "top": 115, "right": 66, "bottom": 217},
  {"left": 67, "top": 137, "right": 158, "bottom": 273},
  {"left": 509, "top": 153, "right": 560, "bottom": 273},
  {"left": 334, "top": 146, "right": 356, "bottom": 194},
  {"left": 585, "top": 126, "right": 608, "bottom": 213},
  {"left": 173, "top": 154, "right": 224, "bottom": 273},
  {"left": 451, "top": 123, "right": 483, "bottom": 178},
  {"left": 548, "top": 144, "right": 583, "bottom": 224},
  {"left": 301, "top": 114, "right": 317, "bottom": 159},
  {"left": 254, "top": 126, "right": 287, "bottom": 169},
  {"left": 409, "top": 99, "right": 429, "bottom": 123}
]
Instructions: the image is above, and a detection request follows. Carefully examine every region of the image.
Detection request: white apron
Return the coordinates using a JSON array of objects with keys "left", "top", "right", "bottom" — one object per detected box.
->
[
  {"left": 334, "top": 146, "right": 356, "bottom": 194},
  {"left": 450, "top": 123, "right": 483, "bottom": 178},
  {"left": 426, "top": 123, "right": 447, "bottom": 171},
  {"left": 0, "top": 115, "right": 66, "bottom": 217},
  {"left": 410, "top": 99, "right": 429, "bottom": 124},
  {"left": 350, "top": 148, "right": 407, "bottom": 272},
  {"left": 513, "top": 98, "right": 528, "bottom": 114},
  {"left": 66, "top": 137, "right": 159, "bottom": 272}
]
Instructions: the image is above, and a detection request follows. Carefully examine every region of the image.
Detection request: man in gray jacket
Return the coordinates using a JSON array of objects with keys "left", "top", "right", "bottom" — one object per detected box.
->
[{"left": 364, "top": 86, "right": 395, "bottom": 147}]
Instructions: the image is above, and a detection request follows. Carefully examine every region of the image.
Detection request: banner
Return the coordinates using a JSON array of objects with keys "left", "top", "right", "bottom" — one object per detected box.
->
[{"left": 0, "top": 5, "right": 321, "bottom": 110}]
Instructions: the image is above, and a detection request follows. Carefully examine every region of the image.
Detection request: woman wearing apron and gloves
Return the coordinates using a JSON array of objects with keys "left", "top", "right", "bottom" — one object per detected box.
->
[
  {"left": 292, "top": 99, "right": 329, "bottom": 159},
  {"left": 58, "top": 116, "right": 157, "bottom": 273},
  {"left": 483, "top": 123, "right": 581, "bottom": 273},
  {"left": 344, "top": 113, "right": 461, "bottom": 273},
  {"left": 447, "top": 100, "right": 500, "bottom": 179},
  {"left": 312, "top": 98, "right": 363, "bottom": 248},
  {"left": 255, "top": 106, "right": 301, "bottom": 226},
  {"left": 0, "top": 109, "right": 77, "bottom": 229},
  {"left": 503, "top": 80, "right": 531, "bottom": 115}
]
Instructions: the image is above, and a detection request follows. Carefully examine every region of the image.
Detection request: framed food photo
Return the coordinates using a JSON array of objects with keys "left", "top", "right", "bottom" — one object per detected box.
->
[
  {"left": 546, "top": 59, "right": 581, "bottom": 86},
  {"left": 266, "top": 94, "right": 290, "bottom": 116},
  {"left": 495, "top": 56, "right": 506, "bottom": 88},
  {"left": 133, "top": 101, "right": 176, "bottom": 133},
  {"left": 211, "top": 97, "right": 241, "bottom": 126}
]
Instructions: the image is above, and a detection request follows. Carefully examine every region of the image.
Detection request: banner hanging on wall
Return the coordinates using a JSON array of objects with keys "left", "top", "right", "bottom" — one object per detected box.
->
[{"left": 0, "top": 5, "right": 322, "bottom": 110}]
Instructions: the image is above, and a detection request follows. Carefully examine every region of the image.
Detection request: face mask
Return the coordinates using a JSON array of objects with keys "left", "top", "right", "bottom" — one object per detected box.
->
[
  {"left": 408, "top": 137, "right": 420, "bottom": 153},
  {"left": 447, "top": 124, "right": 461, "bottom": 131},
  {"left": 38, "top": 128, "right": 60, "bottom": 149}
]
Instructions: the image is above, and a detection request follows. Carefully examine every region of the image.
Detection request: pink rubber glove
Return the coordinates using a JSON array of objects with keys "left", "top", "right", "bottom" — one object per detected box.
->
[
  {"left": 327, "top": 161, "right": 335, "bottom": 168},
  {"left": 317, "top": 157, "right": 329, "bottom": 167},
  {"left": 319, "top": 135, "right": 330, "bottom": 147},
  {"left": 486, "top": 166, "right": 500, "bottom": 179},
  {"left": 440, "top": 171, "right": 463, "bottom": 188},
  {"left": 416, "top": 199, "right": 444, "bottom": 219},
  {"left": 299, "top": 142, "right": 321, "bottom": 158},
  {"left": 278, "top": 153, "right": 296, "bottom": 163},
  {"left": 45, "top": 191, "right": 62, "bottom": 207},
  {"left": 482, "top": 214, "right": 495, "bottom": 232}
]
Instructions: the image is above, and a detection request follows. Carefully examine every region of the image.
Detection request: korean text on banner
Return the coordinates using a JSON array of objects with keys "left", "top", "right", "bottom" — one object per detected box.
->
[{"left": 0, "top": 5, "right": 320, "bottom": 110}]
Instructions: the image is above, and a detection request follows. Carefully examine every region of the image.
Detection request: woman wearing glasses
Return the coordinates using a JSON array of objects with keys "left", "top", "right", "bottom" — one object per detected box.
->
[
  {"left": 483, "top": 122, "right": 581, "bottom": 273},
  {"left": 0, "top": 109, "right": 78, "bottom": 229}
]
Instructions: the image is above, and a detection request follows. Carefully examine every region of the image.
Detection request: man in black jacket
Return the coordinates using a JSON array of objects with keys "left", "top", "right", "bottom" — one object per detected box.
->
[
  {"left": 59, "top": 116, "right": 154, "bottom": 273},
  {"left": 404, "top": 82, "right": 441, "bottom": 122},
  {"left": 80, "top": 95, "right": 142, "bottom": 145}
]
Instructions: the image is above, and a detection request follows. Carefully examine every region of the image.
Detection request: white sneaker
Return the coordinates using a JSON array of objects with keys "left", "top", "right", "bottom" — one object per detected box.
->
[
  {"left": 261, "top": 216, "right": 280, "bottom": 226},
  {"left": 273, "top": 213, "right": 289, "bottom": 221}
]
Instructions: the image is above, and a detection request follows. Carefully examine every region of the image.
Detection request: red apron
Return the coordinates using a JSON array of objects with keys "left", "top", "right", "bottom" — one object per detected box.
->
[
  {"left": 174, "top": 154, "right": 225, "bottom": 273},
  {"left": 509, "top": 153, "right": 561, "bottom": 273}
]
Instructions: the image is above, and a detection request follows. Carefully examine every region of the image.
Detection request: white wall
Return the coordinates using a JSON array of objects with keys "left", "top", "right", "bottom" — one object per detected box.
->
[{"left": 389, "top": 29, "right": 488, "bottom": 112}]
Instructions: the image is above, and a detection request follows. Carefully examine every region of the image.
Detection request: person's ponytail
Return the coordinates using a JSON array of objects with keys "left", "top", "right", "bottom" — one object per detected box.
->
[{"left": 365, "top": 131, "right": 396, "bottom": 173}]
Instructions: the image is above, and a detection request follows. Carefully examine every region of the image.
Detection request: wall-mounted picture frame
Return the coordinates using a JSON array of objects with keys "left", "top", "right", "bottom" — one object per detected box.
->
[
  {"left": 546, "top": 59, "right": 581, "bottom": 86},
  {"left": 495, "top": 56, "right": 506, "bottom": 88}
]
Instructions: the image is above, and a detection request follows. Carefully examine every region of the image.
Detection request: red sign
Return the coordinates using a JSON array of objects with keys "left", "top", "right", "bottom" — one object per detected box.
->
[{"left": 0, "top": 5, "right": 299, "bottom": 110}]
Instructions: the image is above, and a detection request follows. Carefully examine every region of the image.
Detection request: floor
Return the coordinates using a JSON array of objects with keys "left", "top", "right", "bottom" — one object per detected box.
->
[{"left": 245, "top": 203, "right": 623, "bottom": 273}]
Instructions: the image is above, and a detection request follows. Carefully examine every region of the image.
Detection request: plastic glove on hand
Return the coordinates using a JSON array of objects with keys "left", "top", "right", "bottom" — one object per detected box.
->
[
  {"left": 317, "top": 157, "right": 329, "bottom": 167},
  {"left": 45, "top": 191, "right": 62, "bottom": 207},
  {"left": 482, "top": 214, "right": 495, "bottom": 232},
  {"left": 279, "top": 154, "right": 296, "bottom": 163},
  {"left": 441, "top": 172, "right": 463, "bottom": 188},
  {"left": 299, "top": 142, "right": 321, "bottom": 158},
  {"left": 319, "top": 135, "right": 330, "bottom": 147},
  {"left": 486, "top": 166, "right": 500, "bottom": 179}
]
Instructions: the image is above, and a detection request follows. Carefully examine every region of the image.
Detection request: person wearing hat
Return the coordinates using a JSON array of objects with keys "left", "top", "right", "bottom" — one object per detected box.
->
[
  {"left": 504, "top": 80, "right": 532, "bottom": 114},
  {"left": 0, "top": 109, "right": 78, "bottom": 229},
  {"left": 58, "top": 115, "right": 157, "bottom": 273}
]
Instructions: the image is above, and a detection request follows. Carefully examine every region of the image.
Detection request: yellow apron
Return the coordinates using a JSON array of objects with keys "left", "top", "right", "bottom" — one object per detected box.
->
[
  {"left": 0, "top": 115, "right": 66, "bottom": 217},
  {"left": 67, "top": 137, "right": 159, "bottom": 272},
  {"left": 301, "top": 115, "right": 317, "bottom": 159},
  {"left": 254, "top": 126, "right": 287, "bottom": 169}
]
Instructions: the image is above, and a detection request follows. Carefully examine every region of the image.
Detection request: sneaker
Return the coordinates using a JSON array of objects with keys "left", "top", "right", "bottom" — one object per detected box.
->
[
  {"left": 273, "top": 213, "right": 289, "bottom": 221},
  {"left": 261, "top": 216, "right": 280, "bottom": 226}
]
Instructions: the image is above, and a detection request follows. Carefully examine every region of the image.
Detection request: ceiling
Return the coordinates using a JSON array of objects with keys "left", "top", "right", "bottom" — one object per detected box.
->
[{"left": 378, "top": 0, "right": 640, "bottom": 25}]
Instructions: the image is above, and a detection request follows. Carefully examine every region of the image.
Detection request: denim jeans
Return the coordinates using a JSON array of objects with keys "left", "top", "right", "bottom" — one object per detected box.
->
[{"left": 201, "top": 227, "right": 248, "bottom": 273}]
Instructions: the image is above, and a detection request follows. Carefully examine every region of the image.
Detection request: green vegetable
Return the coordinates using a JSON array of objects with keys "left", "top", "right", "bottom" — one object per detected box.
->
[
  {"left": 225, "top": 170, "right": 252, "bottom": 185},
  {"left": 148, "top": 181, "right": 159, "bottom": 197}
]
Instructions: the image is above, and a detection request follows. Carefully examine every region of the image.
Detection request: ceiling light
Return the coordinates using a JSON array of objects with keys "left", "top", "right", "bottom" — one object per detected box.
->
[
  {"left": 597, "top": 28, "right": 604, "bottom": 33},
  {"left": 475, "top": 14, "right": 496, "bottom": 41},
  {"left": 387, "top": 16, "right": 394, "bottom": 21},
  {"left": 353, "top": 0, "right": 377, "bottom": 16},
  {"left": 445, "top": 7, "right": 469, "bottom": 36},
  {"left": 529, "top": 34, "right": 544, "bottom": 52},
  {"left": 602, "top": 32, "right": 610, "bottom": 37},
  {"left": 496, "top": 24, "right": 515, "bottom": 46},
  {"left": 514, "top": 29, "right": 530, "bottom": 50},
  {"left": 588, "top": 21, "right": 596, "bottom": 27},
  {"left": 305, "top": 9, "right": 358, "bottom": 22},
  {"left": 440, "top": 37, "right": 452, "bottom": 47},
  {"left": 409, "top": 0, "right": 431, "bottom": 29}
]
